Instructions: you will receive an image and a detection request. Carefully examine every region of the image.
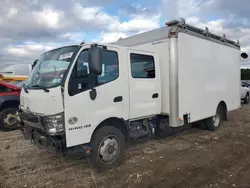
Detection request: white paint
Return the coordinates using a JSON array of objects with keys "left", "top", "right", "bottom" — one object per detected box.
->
[
  {"left": 134, "top": 40, "right": 170, "bottom": 114},
  {"left": 177, "top": 33, "right": 241, "bottom": 122},
  {"left": 20, "top": 87, "right": 64, "bottom": 116},
  {"left": 127, "top": 49, "right": 161, "bottom": 119}
]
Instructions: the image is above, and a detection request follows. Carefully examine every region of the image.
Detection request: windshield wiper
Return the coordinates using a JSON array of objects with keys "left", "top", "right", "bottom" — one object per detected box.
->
[
  {"left": 31, "top": 84, "right": 50, "bottom": 93},
  {"left": 23, "top": 85, "right": 29, "bottom": 93}
]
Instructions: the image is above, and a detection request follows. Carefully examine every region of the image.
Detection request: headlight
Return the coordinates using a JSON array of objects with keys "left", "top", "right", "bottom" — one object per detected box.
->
[{"left": 44, "top": 112, "right": 65, "bottom": 135}]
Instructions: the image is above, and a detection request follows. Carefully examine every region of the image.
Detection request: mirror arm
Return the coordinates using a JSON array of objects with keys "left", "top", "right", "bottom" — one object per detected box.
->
[{"left": 89, "top": 74, "right": 97, "bottom": 100}]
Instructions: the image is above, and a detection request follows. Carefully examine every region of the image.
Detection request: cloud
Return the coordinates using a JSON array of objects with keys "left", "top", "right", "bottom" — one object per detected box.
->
[
  {"left": 33, "top": 7, "right": 63, "bottom": 29},
  {"left": 108, "top": 14, "right": 161, "bottom": 33},
  {"left": 0, "top": 0, "right": 163, "bottom": 66},
  {"left": 161, "top": 0, "right": 213, "bottom": 19},
  {"left": 0, "top": 0, "right": 250, "bottom": 69},
  {"left": 118, "top": 3, "right": 159, "bottom": 18},
  {"left": 1, "top": 42, "right": 58, "bottom": 65},
  {"left": 95, "top": 32, "right": 128, "bottom": 43}
]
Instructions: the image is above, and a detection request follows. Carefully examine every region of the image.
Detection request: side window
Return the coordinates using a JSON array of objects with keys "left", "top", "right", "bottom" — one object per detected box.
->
[
  {"left": 130, "top": 53, "right": 155, "bottom": 78},
  {"left": 69, "top": 49, "right": 119, "bottom": 96},
  {"left": 97, "top": 50, "right": 119, "bottom": 85}
]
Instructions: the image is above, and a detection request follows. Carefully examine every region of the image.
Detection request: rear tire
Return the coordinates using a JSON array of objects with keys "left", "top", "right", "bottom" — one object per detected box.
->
[
  {"left": 205, "top": 106, "right": 223, "bottom": 131},
  {"left": 244, "top": 93, "right": 249, "bottom": 104},
  {"left": 90, "top": 126, "right": 125, "bottom": 172},
  {"left": 0, "top": 107, "right": 19, "bottom": 131}
]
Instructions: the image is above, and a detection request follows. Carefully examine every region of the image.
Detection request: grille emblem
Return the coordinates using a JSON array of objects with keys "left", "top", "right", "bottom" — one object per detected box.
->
[{"left": 68, "top": 117, "right": 78, "bottom": 124}]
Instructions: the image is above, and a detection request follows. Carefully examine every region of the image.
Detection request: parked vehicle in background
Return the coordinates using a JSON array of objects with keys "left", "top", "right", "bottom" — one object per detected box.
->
[
  {"left": 241, "top": 81, "right": 250, "bottom": 88},
  {"left": 18, "top": 19, "right": 248, "bottom": 172},
  {"left": 14, "top": 80, "right": 27, "bottom": 88},
  {"left": 0, "top": 62, "right": 36, "bottom": 85},
  {"left": 0, "top": 82, "right": 21, "bottom": 131},
  {"left": 241, "top": 82, "right": 250, "bottom": 104},
  {"left": 0, "top": 74, "right": 28, "bottom": 85}
]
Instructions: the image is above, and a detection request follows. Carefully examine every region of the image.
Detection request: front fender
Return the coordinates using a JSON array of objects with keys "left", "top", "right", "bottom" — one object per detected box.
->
[{"left": 0, "top": 94, "right": 20, "bottom": 110}]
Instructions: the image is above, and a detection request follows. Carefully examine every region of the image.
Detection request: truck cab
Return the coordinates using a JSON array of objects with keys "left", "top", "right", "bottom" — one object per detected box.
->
[{"left": 19, "top": 43, "right": 161, "bottom": 171}]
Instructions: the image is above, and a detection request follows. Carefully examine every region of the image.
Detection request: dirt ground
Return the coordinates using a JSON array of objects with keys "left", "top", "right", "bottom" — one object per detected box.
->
[{"left": 1, "top": 105, "right": 250, "bottom": 188}]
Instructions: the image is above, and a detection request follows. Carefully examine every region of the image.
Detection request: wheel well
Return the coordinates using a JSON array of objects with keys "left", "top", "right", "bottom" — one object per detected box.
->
[
  {"left": 91, "top": 117, "right": 129, "bottom": 142},
  {"left": 217, "top": 101, "right": 227, "bottom": 121},
  {"left": 1, "top": 100, "right": 19, "bottom": 111}
]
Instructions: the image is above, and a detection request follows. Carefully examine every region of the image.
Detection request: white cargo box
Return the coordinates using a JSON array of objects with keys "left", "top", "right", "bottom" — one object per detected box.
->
[{"left": 114, "top": 20, "right": 241, "bottom": 126}]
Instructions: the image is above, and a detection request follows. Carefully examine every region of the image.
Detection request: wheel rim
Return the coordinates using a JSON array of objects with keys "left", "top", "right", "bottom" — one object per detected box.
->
[
  {"left": 98, "top": 136, "right": 119, "bottom": 163},
  {"left": 247, "top": 95, "right": 249, "bottom": 102},
  {"left": 212, "top": 114, "right": 220, "bottom": 127},
  {"left": 4, "top": 113, "right": 18, "bottom": 128}
]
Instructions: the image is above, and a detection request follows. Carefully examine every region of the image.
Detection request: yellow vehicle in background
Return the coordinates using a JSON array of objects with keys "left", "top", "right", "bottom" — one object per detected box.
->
[{"left": 0, "top": 74, "right": 28, "bottom": 85}]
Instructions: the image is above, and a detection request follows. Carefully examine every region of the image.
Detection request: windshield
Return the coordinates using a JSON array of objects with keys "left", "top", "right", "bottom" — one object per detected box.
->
[
  {"left": 26, "top": 46, "right": 79, "bottom": 89},
  {"left": 15, "top": 80, "right": 26, "bottom": 88}
]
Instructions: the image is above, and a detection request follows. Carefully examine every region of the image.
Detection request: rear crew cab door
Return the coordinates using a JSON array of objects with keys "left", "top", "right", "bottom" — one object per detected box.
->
[{"left": 127, "top": 50, "right": 161, "bottom": 119}]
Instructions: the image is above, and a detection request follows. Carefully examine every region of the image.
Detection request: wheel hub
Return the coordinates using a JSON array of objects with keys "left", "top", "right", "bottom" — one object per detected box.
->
[
  {"left": 213, "top": 114, "right": 220, "bottom": 127},
  {"left": 4, "top": 114, "right": 18, "bottom": 127},
  {"left": 108, "top": 145, "right": 115, "bottom": 154},
  {"left": 99, "top": 137, "right": 119, "bottom": 163}
]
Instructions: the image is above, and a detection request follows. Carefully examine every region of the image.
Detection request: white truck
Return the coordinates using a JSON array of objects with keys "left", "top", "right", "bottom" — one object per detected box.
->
[
  {"left": 241, "top": 81, "right": 250, "bottom": 104},
  {"left": 18, "top": 19, "right": 248, "bottom": 172}
]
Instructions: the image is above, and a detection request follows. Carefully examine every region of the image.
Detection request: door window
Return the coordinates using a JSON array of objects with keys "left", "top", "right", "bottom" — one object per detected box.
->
[
  {"left": 69, "top": 49, "right": 119, "bottom": 96},
  {"left": 130, "top": 53, "right": 155, "bottom": 78}
]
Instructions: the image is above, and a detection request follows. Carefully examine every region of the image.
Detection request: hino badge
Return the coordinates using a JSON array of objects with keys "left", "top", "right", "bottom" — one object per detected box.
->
[{"left": 18, "top": 19, "right": 248, "bottom": 172}]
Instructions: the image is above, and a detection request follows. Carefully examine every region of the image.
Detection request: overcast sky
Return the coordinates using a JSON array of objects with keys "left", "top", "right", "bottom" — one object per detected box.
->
[{"left": 0, "top": 0, "right": 250, "bottom": 69}]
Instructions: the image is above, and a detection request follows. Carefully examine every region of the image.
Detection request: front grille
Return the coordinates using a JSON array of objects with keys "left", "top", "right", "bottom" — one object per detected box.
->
[
  {"left": 23, "top": 113, "right": 44, "bottom": 123},
  {"left": 26, "top": 116, "right": 39, "bottom": 123},
  {"left": 21, "top": 112, "right": 46, "bottom": 131}
]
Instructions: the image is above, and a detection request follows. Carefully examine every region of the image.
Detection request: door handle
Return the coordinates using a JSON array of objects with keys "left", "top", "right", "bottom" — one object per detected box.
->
[
  {"left": 152, "top": 93, "right": 159, "bottom": 98},
  {"left": 114, "top": 96, "right": 123, "bottom": 102}
]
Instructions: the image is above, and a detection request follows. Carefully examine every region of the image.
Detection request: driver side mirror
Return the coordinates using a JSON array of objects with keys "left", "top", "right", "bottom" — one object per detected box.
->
[{"left": 89, "top": 46, "right": 102, "bottom": 75}]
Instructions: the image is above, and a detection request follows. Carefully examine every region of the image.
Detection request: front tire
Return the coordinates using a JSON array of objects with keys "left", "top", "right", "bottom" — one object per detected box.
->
[
  {"left": 0, "top": 107, "right": 19, "bottom": 131},
  {"left": 90, "top": 126, "right": 125, "bottom": 172}
]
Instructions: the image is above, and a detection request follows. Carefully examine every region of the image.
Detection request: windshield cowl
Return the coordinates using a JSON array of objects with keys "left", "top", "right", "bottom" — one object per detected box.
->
[{"left": 31, "top": 84, "right": 50, "bottom": 92}]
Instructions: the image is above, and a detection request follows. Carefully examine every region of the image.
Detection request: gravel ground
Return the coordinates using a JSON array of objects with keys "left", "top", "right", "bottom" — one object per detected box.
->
[{"left": 1, "top": 104, "right": 250, "bottom": 188}]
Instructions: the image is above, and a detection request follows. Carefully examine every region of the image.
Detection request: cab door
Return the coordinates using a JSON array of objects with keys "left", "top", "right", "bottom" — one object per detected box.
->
[
  {"left": 64, "top": 46, "right": 129, "bottom": 147},
  {"left": 127, "top": 50, "right": 161, "bottom": 119}
]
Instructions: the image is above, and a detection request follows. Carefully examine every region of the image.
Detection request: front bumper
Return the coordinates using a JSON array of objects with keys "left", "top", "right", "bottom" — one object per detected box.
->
[
  {"left": 17, "top": 109, "right": 91, "bottom": 155},
  {"left": 17, "top": 109, "right": 66, "bottom": 152}
]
